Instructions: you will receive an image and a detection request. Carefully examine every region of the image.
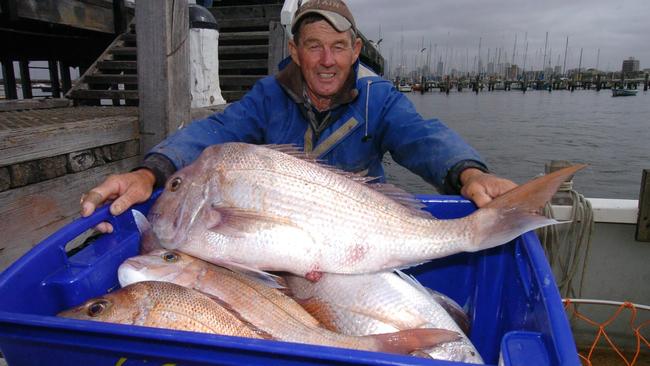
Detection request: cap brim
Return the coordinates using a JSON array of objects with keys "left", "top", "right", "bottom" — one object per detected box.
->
[{"left": 291, "top": 9, "right": 352, "bottom": 34}]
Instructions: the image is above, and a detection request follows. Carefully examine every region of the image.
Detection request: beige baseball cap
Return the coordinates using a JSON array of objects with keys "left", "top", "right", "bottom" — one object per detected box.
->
[{"left": 291, "top": 0, "right": 356, "bottom": 34}]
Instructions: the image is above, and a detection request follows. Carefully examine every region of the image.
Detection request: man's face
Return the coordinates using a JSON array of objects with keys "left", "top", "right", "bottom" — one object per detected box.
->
[{"left": 289, "top": 20, "right": 362, "bottom": 108}]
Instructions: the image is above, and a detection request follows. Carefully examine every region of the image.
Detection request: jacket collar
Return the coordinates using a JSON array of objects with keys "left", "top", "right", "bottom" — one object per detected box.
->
[{"left": 275, "top": 58, "right": 359, "bottom": 111}]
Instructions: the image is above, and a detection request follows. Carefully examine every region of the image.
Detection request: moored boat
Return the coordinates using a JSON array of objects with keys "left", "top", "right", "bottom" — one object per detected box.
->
[{"left": 611, "top": 88, "right": 638, "bottom": 97}]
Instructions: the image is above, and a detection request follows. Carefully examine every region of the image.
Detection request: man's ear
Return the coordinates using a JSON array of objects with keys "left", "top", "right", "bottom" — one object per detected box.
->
[
  {"left": 288, "top": 39, "right": 301, "bottom": 66},
  {"left": 352, "top": 38, "right": 362, "bottom": 62}
]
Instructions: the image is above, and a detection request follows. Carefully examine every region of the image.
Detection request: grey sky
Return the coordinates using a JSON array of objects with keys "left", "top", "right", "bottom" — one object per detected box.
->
[{"left": 346, "top": 0, "right": 650, "bottom": 73}]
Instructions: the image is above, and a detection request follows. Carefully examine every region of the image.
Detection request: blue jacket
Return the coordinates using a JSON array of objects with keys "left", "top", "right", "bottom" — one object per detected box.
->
[{"left": 146, "top": 60, "right": 487, "bottom": 194}]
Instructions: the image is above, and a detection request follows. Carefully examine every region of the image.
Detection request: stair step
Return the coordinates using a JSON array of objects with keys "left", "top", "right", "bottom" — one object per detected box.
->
[
  {"left": 222, "top": 90, "right": 249, "bottom": 101},
  {"left": 210, "top": 4, "right": 282, "bottom": 21},
  {"left": 219, "top": 75, "right": 265, "bottom": 87},
  {"left": 109, "top": 47, "right": 137, "bottom": 56},
  {"left": 217, "top": 17, "right": 272, "bottom": 30},
  {"left": 219, "top": 59, "right": 268, "bottom": 70},
  {"left": 120, "top": 33, "right": 137, "bottom": 42},
  {"left": 84, "top": 74, "right": 138, "bottom": 84},
  {"left": 69, "top": 89, "right": 139, "bottom": 100},
  {"left": 97, "top": 60, "right": 137, "bottom": 70},
  {"left": 219, "top": 45, "right": 269, "bottom": 56},
  {"left": 219, "top": 31, "right": 270, "bottom": 42}
]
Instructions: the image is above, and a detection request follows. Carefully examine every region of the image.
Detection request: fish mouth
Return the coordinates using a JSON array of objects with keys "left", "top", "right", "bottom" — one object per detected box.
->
[{"left": 117, "top": 262, "right": 149, "bottom": 286}]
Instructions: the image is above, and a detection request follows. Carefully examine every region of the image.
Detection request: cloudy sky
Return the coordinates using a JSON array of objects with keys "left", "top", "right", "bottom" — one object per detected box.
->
[{"left": 345, "top": 0, "right": 649, "bottom": 74}]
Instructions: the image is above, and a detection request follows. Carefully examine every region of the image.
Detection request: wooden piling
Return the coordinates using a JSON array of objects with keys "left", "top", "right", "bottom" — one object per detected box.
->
[
  {"left": 1, "top": 58, "right": 18, "bottom": 99},
  {"left": 637, "top": 169, "right": 650, "bottom": 242},
  {"left": 18, "top": 60, "right": 32, "bottom": 99},
  {"left": 59, "top": 62, "right": 72, "bottom": 94},
  {"left": 644, "top": 73, "right": 648, "bottom": 91},
  {"left": 48, "top": 60, "right": 61, "bottom": 98},
  {"left": 136, "top": 0, "right": 190, "bottom": 154}
]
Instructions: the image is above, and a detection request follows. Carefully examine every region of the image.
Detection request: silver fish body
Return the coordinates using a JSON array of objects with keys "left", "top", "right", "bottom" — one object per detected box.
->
[
  {"left": 148, "top": 143, "right": 581, "bottom": 278},
  {"left": 117, "top": 250, "right": 460, "bottom": 355},
  {"left": 285, "top": 271, "right": 484, "bottom": 364}
]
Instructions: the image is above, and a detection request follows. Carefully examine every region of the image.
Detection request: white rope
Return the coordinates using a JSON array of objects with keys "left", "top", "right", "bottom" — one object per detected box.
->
[
  {"left": 538, "top": 180, "right": 594, "bottom": 299},
  {"left": 563, "top": 298, "right": 650, "bottom": 312}
]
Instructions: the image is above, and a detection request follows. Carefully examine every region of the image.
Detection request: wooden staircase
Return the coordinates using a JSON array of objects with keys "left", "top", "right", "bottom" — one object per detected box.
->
[
  {"left": 210, "top": 1, "right": 283, "bottom": 101},
  {"left": 66, "top": 23, "right": 138, "bottom": 105},
  {"left": 66, "top": 1, "right": 283, "bottom": 106}
]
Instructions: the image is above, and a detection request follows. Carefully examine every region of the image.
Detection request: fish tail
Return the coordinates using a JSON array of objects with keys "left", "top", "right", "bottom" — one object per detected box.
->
[
  {"left": 132, "top": 210, "right": 163, "bottom": 253},
  {"left": 467, "top": 164, "right": 586, "bottom": 252},
  {"left": 368, "top": 328, "right": 460, "bottom": 354}
]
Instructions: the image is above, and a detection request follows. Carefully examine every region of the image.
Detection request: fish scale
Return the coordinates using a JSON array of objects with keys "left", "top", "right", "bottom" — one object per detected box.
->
[
  {"left": 116, "top": 251, "right": 460, "bottom": 355},
  {"left": 150, "top": 142, "right": 584, "bottom": 277}
]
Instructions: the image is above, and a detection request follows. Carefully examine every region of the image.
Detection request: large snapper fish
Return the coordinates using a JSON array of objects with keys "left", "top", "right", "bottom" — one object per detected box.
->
[
  {"left": 148, "top": 142, "right": 584, "bottom": 280},
  {"left": 58, "top": 281, "right": 270, "bottom": 339},
  {"left": 117, "top": 250, "right": 458, "bottom": 355},
  {"left": 285, "top": 271, "right": 484, "bottom": 363}
]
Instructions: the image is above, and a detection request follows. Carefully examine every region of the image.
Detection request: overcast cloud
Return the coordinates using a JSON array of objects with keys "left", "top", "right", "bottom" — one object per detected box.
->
[{"left": 345, "top": 0, "right": 650, "bottom": 73}]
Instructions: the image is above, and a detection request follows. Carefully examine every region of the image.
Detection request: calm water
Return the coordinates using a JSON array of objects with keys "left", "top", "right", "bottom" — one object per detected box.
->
[{"left": 383, "top": 89, "right": 650, "bottom": 199}]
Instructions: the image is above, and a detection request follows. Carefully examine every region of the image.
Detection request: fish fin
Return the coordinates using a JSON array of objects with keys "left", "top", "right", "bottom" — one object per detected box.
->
[
  {"left": 131, "top": 210, "right": 163, "bottom": 253},
  {"left": 201, "top": 292, "right": 275, "bottom": 340},
  {"left": 425, "top": 288, "right": 471, "bottom": 335},
  {"left": 368, "top": 328, "right": 460, "bottom": 354},
  {"left": 206, "top": 205, "right": 296, "bottom": 236},
  {"left": 216, "top": 260, "right": 286, "bottom": 289},
  {"left": 261, "top": 144, "right": 380, "bottom": 183},
  {"left": 296, "top": 297, "right": 341, "bottom": 332},
  {"left": 466, "top": 164, "right": 586, "bottom": 252},
  {"left": 394, "top": 270, "right": 432, "bottom": 298},
  {"left": 368, "top": 184, "right": 437, "bottom": 219}
]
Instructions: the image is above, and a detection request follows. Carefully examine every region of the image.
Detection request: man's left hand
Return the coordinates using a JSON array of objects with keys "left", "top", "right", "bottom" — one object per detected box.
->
[{"left": 459, "top": 168, "right": 518, "bottom": 207}]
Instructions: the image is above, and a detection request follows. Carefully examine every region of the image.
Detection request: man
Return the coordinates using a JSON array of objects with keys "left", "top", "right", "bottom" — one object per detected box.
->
[{"left": 81, "top": 0, "right": 515, "bottom": 232}]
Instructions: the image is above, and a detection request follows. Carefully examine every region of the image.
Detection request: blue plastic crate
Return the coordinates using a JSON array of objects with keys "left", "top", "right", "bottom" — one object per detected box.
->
[{"left": 0, "top": 193, "right": 580, "bottom": 365}]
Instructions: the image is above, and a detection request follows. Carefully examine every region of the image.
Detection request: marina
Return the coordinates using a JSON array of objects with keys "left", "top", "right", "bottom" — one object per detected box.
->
[{"left": 1, "top": 0, "right": 649, "bottom": 365}]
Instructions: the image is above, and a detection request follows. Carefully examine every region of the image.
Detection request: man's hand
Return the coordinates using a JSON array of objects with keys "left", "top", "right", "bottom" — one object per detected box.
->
[
  {"left": 459, "top": 168, "right": 517, "bottom": 208},
  {"left": 80, "top": 169, "right": 156, "bottom": 233}
]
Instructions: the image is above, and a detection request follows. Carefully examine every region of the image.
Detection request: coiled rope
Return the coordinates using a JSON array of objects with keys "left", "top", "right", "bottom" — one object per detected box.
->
[{"left": 538, "top": 178, "right": 595, "bottom": 299}]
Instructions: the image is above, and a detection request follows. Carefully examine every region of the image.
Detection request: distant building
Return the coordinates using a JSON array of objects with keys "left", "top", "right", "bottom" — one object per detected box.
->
[
  {"left": 487, "top": 62, "right": 495, "bottom": 75},
  {"left": 436, "top": 61, "right": 444, "bottom": 77},
  {"left": 508, "top": 64, "right": 519, "bottom": 79},
  {"left": 622, "top": 57, "right": 640, "bottom": 76},
  {"left": 554, "top": 65, "right": 562, "bottom": 75}
]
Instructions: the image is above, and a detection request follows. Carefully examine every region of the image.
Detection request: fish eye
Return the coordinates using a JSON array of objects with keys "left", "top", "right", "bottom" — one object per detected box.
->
[
  {"left": 87, "top": 300, "right": 109, "bottom": 317},
  {"left": 162, "top": 251, "right": 178, "bottom": 262},
  {"left": 169, "top": 177, "right": 182, "bottom": 192}
]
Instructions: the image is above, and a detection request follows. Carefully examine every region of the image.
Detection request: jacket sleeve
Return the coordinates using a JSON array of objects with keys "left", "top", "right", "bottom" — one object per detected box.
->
[
  {"left": 376, "top": 84, "right": 487, "bottom": 194},
  {"left": 144, "top": 80, "right": 270, "bottom": 173}
]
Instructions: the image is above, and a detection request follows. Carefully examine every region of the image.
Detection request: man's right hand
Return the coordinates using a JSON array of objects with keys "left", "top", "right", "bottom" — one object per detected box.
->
[{"left": 80, "top": 169, "right": 157, "bottom": 233}]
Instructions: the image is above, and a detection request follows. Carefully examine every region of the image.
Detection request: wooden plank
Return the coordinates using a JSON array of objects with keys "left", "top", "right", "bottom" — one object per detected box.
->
[
  {"left": 637, "top": 169, "right": 650, "bottom": 242},
  {"left": 219, "top": 45, "right": 269, "bottom": 55},
  {"left": 137, "top": 0, "right": 190, "bottom": 153},
  {"left": 0, "top": 156, "right": 140, "bottom": 271},
  {"left": 219, "top": 75, "right": 265, "bottom": 87},
  {"left": 108, "top": 47, "right": 137, "bottom": 56},
  {"left": 219, "top": 59, "right": 267, "bottom": 70},
  {"left": 219, "top": 31, "right": 269, "bottom": 42},
  {"left": 210, "top": 4, "right": 281, "bottom": 21},
  {"left": 217, "top": 18, "right": 272, "bottom": 30},
  {"left": 0, "top": 114, "right": 138, "bottom": 166},
  {"left": 15, "top": 0, "right": 116, "bottom": 34},
  {"left": 0, "top": 98, "right": 72, "bottom": 112},
  {"left": 97, "top": 60, "right": 137, "bottom": 70},
  {"left": 84, "top": 74, "right": 138, "bottom": 84},
  {"left": 267, "top": 20, "right": 286, "bottom": 75},
  {"left": 69, "top": 89, "right": 138, "bottom": 99}
]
